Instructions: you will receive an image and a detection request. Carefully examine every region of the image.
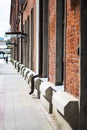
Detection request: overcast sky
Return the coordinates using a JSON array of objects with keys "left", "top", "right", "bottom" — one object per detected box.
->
[{"left": 0, "top": 0, "right": 11, "bottom": 37}]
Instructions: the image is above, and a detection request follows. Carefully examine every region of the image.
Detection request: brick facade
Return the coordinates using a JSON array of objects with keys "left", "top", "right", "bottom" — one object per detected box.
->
[
  {"left": 48, "top": 0, "right": 80, "bottom": 97},
  {"left": 48, "top": 0, "right": 56, "bottom": 84},
  {"left": 65, "top": 0, "right": 80, "bottom": 96},
  {"left": 10, "top": 0, "right": 80, "bottom": 97}
]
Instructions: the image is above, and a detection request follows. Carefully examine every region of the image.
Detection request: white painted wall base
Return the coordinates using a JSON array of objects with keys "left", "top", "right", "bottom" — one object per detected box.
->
[
  {"left": 52, "top": 92, "right": 78, "bottom": 130},
  {"left": 53, "top": 104, "right": 73, "bottom": 130},
  {"left": 40, "top": 81, "right": 54, "bottom": 113},
  {"left": 40, "top": 93, "right": 50, "bottom": 113}
]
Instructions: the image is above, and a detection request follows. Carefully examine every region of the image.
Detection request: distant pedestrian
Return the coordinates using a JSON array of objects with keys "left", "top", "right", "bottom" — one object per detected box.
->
[
  {"left": 4, "top": 56, "right": 5, "bottom": 61},
  {"left": 6, "top": 56, "right": 8, "bottom": 63}
]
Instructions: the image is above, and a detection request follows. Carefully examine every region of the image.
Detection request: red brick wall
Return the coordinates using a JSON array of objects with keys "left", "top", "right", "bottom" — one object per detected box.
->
[
  {"left": 11, "top": 0, "right": 80, "bottom": 97},
  {"left": 48, "top": 0, "right": 56, "bottom": 84},
  {"left": 48, "top": 0, "right": 80, "bottom": 97},
  {"left": 65, "top": 0, "right": 80, "bottom": 97}
]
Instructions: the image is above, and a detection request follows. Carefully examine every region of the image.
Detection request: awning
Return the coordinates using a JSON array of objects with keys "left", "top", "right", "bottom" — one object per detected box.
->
[
  {"left": 5, "top": 32, "right": 27, "bottom": 39},
  {"left": 0, "top": 51, "right": 5, "bottom": 54},
  {"left": 6, "top": 42, "right": 17, "bottom": 46}
]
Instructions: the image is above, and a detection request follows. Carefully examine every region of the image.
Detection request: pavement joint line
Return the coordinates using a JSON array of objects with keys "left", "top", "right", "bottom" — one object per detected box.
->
[{"left": 0, "top": 60, "right": 58, "bottom": 130}]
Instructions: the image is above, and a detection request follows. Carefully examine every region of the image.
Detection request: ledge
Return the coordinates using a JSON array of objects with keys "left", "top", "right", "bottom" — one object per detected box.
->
[
  {"left": 27, "top": 71, "right": 35, "bottom": 82},
  {"left": 40, "top": 78, "right": 48, "bottom": 82},
  {"left": 19, "top": 64, "right": 25, "bottom": 72},
  {"left": 34, "top": 77, "right": 41, "bottom": 90},
  {"left": 51, "top": 85, "right": 64, "bottom": 92},
  {"left": 40, "top": 81, "right": 54, "bottom": 113},
  {"left": 14, "top": 60, "right": 17, "bottom": 68},
  {"left": 40, "top": 81, "right": 54, "bottom": 103},
  {"left": 24, "top": 68, "right": 30, "bottom": 79},
  {"left": 15, "top": 61, "right": 21, "bottom": 71},
  {"left": 40, "top": 81, "right": 54, "bottom": 95},
  {"left": 52, "top": 91, "right": 78, "bottom": 130}
]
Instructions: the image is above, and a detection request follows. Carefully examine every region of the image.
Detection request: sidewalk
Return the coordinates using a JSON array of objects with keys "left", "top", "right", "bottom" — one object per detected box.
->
[{"left": 0, "top": 60, "right": 57, "bottom": 130}]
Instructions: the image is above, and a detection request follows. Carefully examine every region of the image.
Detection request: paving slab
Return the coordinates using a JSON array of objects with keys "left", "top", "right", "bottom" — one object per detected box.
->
[{"left": 0, "top": 60, "right": 58, "bottom": 130}]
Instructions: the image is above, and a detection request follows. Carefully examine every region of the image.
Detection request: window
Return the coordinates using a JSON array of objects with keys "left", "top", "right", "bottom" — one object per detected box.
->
[
  {"left": 56, "top": 0, "right": 65, "bottom": 85},
  {"left": 39, "top": 0, "right": 48, "bottom": 77},
  {"left": 31, "top": 8, "right": 34, "bottom": 70}
]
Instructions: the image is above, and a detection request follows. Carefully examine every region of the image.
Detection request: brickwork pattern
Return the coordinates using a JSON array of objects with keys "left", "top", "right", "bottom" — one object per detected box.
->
[
  {"left": 10, "top": 0, "right": 80, "bottom": 97},
  {"left": 65, "top": 0, "right": 80, "bottom": 96},
  {"left": 48, "top": 0, "right": 56, "bottom": 84}
]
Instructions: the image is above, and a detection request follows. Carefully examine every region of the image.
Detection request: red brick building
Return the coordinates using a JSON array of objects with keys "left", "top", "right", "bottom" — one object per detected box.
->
[{"left": 7, "top": 0, "right": 87, "bottom": 130}]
